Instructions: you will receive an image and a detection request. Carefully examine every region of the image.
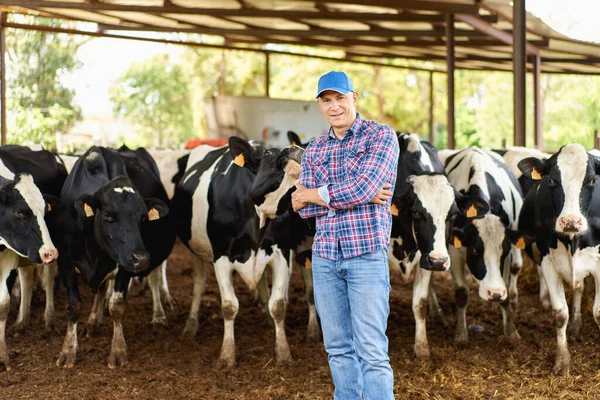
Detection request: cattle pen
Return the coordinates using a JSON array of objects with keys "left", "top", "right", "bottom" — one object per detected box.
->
[{"left": 2, "top": 241, "right": 600, "bottom": 399}]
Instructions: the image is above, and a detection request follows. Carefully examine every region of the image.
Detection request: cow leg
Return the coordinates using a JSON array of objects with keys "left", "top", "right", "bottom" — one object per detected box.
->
[
  {"left": 541, "top": 259, "right": 570, "bottom": 375},
  {"left": 57, "top": 257, "right": 82, "bottom": 368},
  {"left": 148, "top": 266, "right": 168, "bottom": 326},
  {"left": 300, "top": 264, "right": 321, "bottom": 343},
  {"left": 568, "top": 282, "right": 584, "bottom": 341},
  {"left": 11, "top": 264, "right": 35, "bottom": 334},
  {"left": 268, "top": 250, "right": 292, "bottom": 365},
  {"left": 0, "top": 253, "right": 19, "bottom": 371},
  {"left": 427, "top": 279, "right": 447, "bottom": 328},
  {"left": 256, "top": 272, "right": 274, "bottom": 327},
  {"left": 500, "top": 255, "right": 520, "bottom": 339},
  {"left": 592, "top": 274, "right": 600, "bottom": 332},
  {"left": 413, "top": 263, "right": 432, "bottom": 358},
  {"left": 82, "top": 281, "right": 107, "bottom": 337},
  {"left": 181, "top": 255, "right": 207, "bottom": 339},
  {"left": 508, "top": 246, "right": 523, "bottom": 311},
  {"left": 40, "top": 261, "right": 58, "bottom": 332},
  {"left": 214, "top": 259, "right": 238, "bottom": 369},
  {"left": 107, "top": 271, "right": 130, "bottom": 369},
  {"left": 450, "top": 247, "right": 469, "bottom": 346},
  {"left": 159, "top": 260, "right": 175, "bottom": 310},
  {"left": 538, "top": 264, "right": 551, "bottom": 311},
  {"left": 104, "top": 279, "right": 114, "bottom": 316}
]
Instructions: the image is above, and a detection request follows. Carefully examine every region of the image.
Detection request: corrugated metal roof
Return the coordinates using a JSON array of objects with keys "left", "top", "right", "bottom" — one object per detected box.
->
[{"left": 0, "top": 0, "right": 598, "bottom": 74}]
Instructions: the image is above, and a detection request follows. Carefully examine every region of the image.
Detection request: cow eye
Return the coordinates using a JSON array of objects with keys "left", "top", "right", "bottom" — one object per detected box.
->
[
  {"left": 103, "top": 214, "right": 115, "bottom": 223},
  {"left": 412, "top": 211, "right": 424, "bottom": 220},
  {"left": 587, "top": 177, "right": 598, "bottom": 187},
  {"left": 13, "top": 210, "right": 26, "bottom": 219}
]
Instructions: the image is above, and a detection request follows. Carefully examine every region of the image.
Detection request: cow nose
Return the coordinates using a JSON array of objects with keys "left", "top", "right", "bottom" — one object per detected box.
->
[
  {"left": 131, "top": 251, "right": 149, "bottom": 271},
  {"left": 40, "top": 248, "right": 58, "bottom": 264},
  {"left": 427, "top": 255, "right": 449, "bottom": 271},
  {"left": 559, "top": 216, "right": 583, "bottom": 233},
  {"left": 487, "top": 289, "right": 506, "bottom": 302}
]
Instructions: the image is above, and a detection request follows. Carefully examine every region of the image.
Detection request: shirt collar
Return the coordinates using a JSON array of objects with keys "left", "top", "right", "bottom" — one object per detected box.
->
[{"left": 327, "top": 113, "right": 363, "bottom": 140}]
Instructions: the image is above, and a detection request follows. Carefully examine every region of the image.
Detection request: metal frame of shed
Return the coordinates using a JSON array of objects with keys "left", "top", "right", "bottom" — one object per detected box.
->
[{"left": 0, "top": 0, "right": 599, "bottom": 149}]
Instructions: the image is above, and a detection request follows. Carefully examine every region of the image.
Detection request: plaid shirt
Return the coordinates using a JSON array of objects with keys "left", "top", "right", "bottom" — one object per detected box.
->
[{"left": 298, "top": 113, "right": 399, "bottom": 260}]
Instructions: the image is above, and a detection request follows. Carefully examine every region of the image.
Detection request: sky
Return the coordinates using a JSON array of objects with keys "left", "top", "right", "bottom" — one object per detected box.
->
[{"left": 63, "top": 1, "right": 600, "bottom": 118}]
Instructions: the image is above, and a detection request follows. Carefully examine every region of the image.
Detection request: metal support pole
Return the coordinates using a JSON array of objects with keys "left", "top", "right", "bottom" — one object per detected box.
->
[
  {"left": 429, "top": 71, "right": 434, "bottom": 144},
  {"left": 595, "top": 129, "right": 599, "bottom": 150},
  {"left": 0, "top": 13, "right": 6, "bottom": 146},
  {"left": 533, "top": 54, "right": 543, "bottom": 150},
  {"left": 265, "top": 52, "right": 270, "bottom": 98},
  {"left": 445, "top": 14, "right": 455, "bottom": 149},
  {"left": 513, "top": 0, "right": 526, "bottom": 147}
]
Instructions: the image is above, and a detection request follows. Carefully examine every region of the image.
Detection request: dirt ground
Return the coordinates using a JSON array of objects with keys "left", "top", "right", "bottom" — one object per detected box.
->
[{"left": 3, "top": 241, "right": 600, "bottom": 399}]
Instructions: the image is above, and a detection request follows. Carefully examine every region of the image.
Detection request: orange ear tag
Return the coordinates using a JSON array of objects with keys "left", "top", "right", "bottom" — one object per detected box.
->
[
  {"left": 233, "top": 154, "right": 245, "bottom": 167},
  {"left": 466, "top": 204, "right": 477, "bottom": 218},
  {"left": 453, "top": 236, "right": 463, "bottom": 249},
  {"left": 390, "top": 203, "right": 399, "bottom": 216},
  {"left": 531, "top": 168, "right": 542, "bottom": 180},
  {"left": 148, "top": 208, "right": 160, "bottom": 221},
  {"left": 84, "top": 203, "right": 94, "bottom": 217},
  {"left": 47, "top": 203, "right": 52, "bottom": 212},
  {"left": 305, "top": 259, "right": 312, "bottom": 269},
  {"left": 516, "top": 237, "right": 526, "bottom": 250}
]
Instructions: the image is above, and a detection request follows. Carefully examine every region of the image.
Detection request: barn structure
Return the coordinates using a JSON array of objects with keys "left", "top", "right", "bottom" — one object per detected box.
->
[{"left": 0, "top": 0, "right": 599, "bottom": 149}]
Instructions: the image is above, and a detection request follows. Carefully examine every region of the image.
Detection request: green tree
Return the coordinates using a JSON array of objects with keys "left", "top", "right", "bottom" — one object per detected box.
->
[
  {"left": 6, "top": 16, "right": 85, "bottom": 147},
  {"left": 109, "top": 53, "right": 195, "bottom": 148}
]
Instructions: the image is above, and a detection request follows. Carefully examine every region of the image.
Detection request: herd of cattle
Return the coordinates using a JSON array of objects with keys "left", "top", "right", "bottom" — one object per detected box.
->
[{"left": 0, "top": 131, "right": 598, "bottom": 376}]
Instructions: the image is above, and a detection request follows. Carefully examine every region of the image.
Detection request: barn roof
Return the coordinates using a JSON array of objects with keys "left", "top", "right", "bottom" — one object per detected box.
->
[{"left": 0, "top": 0, "right": 599, "bottom": 74}]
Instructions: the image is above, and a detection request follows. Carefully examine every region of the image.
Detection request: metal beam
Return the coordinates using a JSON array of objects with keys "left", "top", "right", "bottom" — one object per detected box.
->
[
  {"left": 513, "top": 0, "right": 526, "bottom": 147},
  {"left": 456, "top": 13, "right": 539, "bottom": 56},
  {"left": 533, "top": 54, "right": 542, "bottom": 149},
  {"left": 0, "top": 1, "right": 494, "bottom": 21},
  {"left": 402, "top": 38, "right": 549, "bottom": 47},
  {"left": 295, "top": 0, "right": 481, "bottom": 14},
  {"left": 0, "top": 13, "right": 5, "bottom": 146},
  {"left": 446, "top": 13, "right": 455, "bottom": 149}
]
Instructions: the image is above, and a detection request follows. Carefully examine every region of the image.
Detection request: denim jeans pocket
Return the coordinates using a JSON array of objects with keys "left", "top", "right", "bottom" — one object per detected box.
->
[{"left": 359, "top": 249, "right": 387, "bottom": 261}]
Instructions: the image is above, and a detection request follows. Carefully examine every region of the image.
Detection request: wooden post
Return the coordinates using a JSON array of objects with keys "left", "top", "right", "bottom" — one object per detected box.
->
[
  {"left": 595, "top": 129, "right": 599, "bottom": 150},
  {"left": 533, "top": 54, "right": 543, "bottom": 150},
  {"left": 265, "top": 52, "right": 270, "bottom": 98},
  {"left": 0, "top": 13, "right": 6, "bottom": 146},
  {"left": 513, "top": 0, "right": 526, "bottom": 147},
  {"left": 429, "top": 71, "right": 434, "bottom": 144},
  {"left": 445, "top": 14, "right": 455, "bottom": 149}
]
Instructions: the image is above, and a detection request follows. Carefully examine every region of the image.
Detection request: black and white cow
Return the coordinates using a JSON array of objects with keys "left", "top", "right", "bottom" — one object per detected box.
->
[
  {"left": 444, "top": 147, "right": 525, "bottom": 346},
  {"left": 1, "top": 146, "right": 68, "bottom": 334},
  {"left": 518, "top": 143, "right": 600, "bottom": 375},
  {"left": 172, "top": 137, "right": 303, "bottom": 368},
  {"left": 0, "top": 168, "right": 58, "bottom": 369},
  {"left": 52, "top": 146, "right": 175, "bottom": 368}
]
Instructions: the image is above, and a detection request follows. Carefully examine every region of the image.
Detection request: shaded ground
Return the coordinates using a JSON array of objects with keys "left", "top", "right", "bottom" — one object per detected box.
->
[{"left": 3, "top": 241, "right": 600, "bottom": 399}]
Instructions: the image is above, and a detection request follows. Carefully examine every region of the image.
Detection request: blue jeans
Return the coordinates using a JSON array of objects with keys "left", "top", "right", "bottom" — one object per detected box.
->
[{"left": 312, "top": 248, "right": 394, "bottom": 400}]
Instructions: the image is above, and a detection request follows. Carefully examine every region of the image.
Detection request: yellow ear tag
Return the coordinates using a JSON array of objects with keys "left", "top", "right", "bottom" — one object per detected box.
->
[
  {"left": 305, "top": 258, "right": 312, "bottom": 269},
  {"left": 233, "top": 153, "right": 245, "bottom": 167},
  {"left": 466, "top": 204, "right": 477, "bottom": 218},
  {"left": 148, "top": 208, "right": 160, "bottom": 221},
  {"left": 47, "top": 203, "right": 52, "bottom": 212},
  {"left": 516, "top": 237, "right": 526, "bottom": 250},
  {"left": 531, "top": 168, "right": 542, "bottom": 180},
  {"left": 453, "top": 236, "right": 463, "bottom": 249},
  {"left": 390, "top": 203, "right": 399, "bottom": 216},
  {"left": 84, "top": 203, "right": 94, "bottom": 217}
]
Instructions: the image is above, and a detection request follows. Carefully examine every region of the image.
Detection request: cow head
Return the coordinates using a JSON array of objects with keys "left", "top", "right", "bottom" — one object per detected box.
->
[
  {"left": 250, "top": 145, "right": 304, "bottom": 226},
  {"left": 74, "top": 176, "right": 168, "bottom": 273},
  {"left": 453, "top": 214, "right": 532, "bottom": 302},
  {"left": 0, "top": 173, "right": 58, "bottom": 264},
  {"left": 395, "top": 174, "right": 488, "bottom": 272},
  {"left": 395, "top": 133, "right": 444, "bottom": 196},
  {"left": 229, "top": 136, "right": 266, "bottom": 174},
  {"left": 519, "top": 143, "right": 599, "bottom": 236}
]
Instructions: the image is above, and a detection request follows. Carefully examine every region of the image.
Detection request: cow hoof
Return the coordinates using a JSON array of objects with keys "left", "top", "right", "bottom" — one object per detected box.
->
[
  {"left": 214, "top": 358, "right": 236, "bottom": 370},
  {"left": 454, "top": 335, "right": 468, "bottom": 348},
  {"left": 568, "top": 321, "right": 582, "bottom": 342},
  {"left": 306, "top": 329, "right": 321, "bottom": 344},
  {"left": 0, "top": 360, "right": 13, "bottom": 372},
  {"left": 9, "top": 321, "right": 27, "bottom": 336},
  {"left": 165, "top": 295, "right": 176, "bottom": 311},
  {"left": 180, "top": 319, "right": 199, "bottom": 339},
  {"left": 276, "top": 356, "right": 293, "bottom": 367},
  {"left": 44, "top": 317, "right": 57, "bottom": 334},
  {"left": 81, "top": 323, "right": 100, "bottom": 338},
  {"left": 414, "top": 345, "right": 431, "bottom": 359},
  {"left": 552, "top": 361, "right": 569, "bottom": 376},
  {"left": 107, "top": 351, "right": 128, "bottom": 369},
  {"left": 151, "top": 316, "right": 169, "bottom": 327},
  {"left": 56, "top": 352, "right": 76, "bottom": 368}
]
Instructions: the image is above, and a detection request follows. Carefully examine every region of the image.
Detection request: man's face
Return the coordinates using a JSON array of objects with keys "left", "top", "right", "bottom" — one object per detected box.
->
[{"left": 317, "top": 90, "right": 358, "bottom": 132}]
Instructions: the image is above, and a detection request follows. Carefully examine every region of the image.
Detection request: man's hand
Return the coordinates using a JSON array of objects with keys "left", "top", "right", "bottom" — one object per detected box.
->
[
  {"left": 292, "top": 183, "right": 310, "bottom": 212},
  {"left": 369, "top": 183, "right": 392, "bottom": 205}
]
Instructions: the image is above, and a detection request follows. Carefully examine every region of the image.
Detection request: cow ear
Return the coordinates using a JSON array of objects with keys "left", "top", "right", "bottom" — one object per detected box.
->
[
  {"left": 229, "top": 136, "right": 261, "bottom": 171},
  {"left": 145, "top": 198, "right": 169, "bottom": 221},
  {"left": 456, "top": 195, "right": 489, "bottom": 219},
  {"left": 505, "top": 229, "right": 534, "bottom": 250},
  {"left": 74, "top": 195, "right": 96, "bottom": 218},
  {"left": 591, "top": 153, "right": 600, "bottom": 175},
  {"left": 287, "top": 131, "right": 302, "bottom": 146},
  {"left": 451, "top": 228, "right": 466, "bottom": 249},
  {"left": 43, "top": 194, "right": 60, "bottom": 212},
  {"left": 518, "top": 157, "right": 546, "bottom": 180}
]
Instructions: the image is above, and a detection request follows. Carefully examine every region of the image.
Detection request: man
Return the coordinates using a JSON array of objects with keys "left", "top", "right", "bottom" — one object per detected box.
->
[{"left": 292, "top": 70, "right": 398, "bottom": 400}]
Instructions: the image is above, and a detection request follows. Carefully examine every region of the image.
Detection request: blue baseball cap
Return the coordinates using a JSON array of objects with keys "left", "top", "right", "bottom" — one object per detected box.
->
[{"left": 316, "top": 71, "right": 355, "bottom": 98}]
